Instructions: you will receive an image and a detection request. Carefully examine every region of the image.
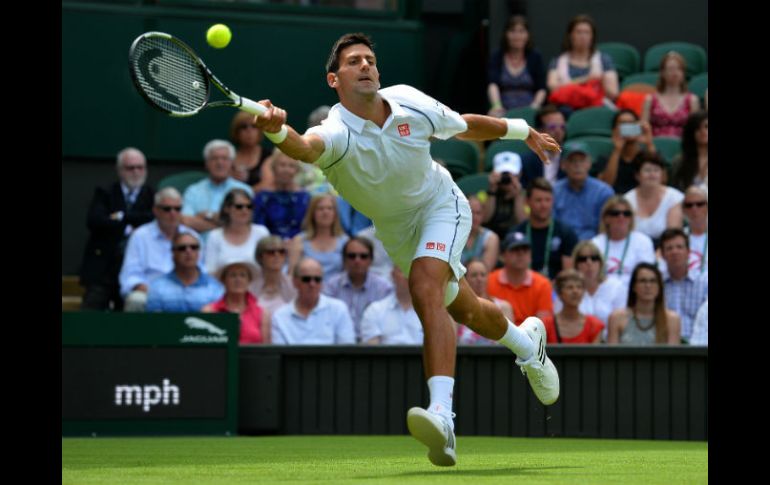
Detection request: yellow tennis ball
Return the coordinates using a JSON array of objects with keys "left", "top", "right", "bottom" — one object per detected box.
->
[{"left": 206, "top": 24, "right": 232, "bottom": 49}]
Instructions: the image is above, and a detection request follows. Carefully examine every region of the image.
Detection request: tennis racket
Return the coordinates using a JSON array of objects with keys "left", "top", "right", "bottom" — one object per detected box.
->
[{"left": 128, "top": 31, "right": 267, "bottom": 117}]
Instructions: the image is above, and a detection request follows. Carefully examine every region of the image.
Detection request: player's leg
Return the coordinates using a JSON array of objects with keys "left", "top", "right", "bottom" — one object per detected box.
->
[{"left": 447, "top": 278, "right": 560, "bottom": 405}]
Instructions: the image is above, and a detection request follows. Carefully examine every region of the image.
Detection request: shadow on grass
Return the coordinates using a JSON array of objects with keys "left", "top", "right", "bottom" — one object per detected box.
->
[{"left": 357, "top": 465, "right": 581, "bottom": 479}]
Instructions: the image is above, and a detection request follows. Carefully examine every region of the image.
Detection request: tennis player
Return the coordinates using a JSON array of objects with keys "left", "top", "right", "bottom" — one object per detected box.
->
[{"left": 254, "top": 33, "right": 560, "bottom": 467}]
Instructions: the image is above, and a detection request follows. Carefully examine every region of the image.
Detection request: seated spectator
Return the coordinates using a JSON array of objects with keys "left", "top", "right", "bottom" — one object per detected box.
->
[
  {"left": 486, "top": 15, "right": 546, "bottom": 116},
  {"left": 487, "top": 232, "right": 553, "bottom": 325},
  {"left": 554, "top": 241, "right": 626, "bottom": 339},
  {"left": 204, "top": 188, "right": 269, "bottom": 275},
  {"left": 80, "top": 147, "right": 154, "bottom": 311},
  {"left": 356, "top": 226, "right": 394, "bottom": 281},
  {"left": 513, "top": 177, "right": 578, "bottom": 279},
  {"left": 271, "top": 258, "right": 356, "bottom": 345},
  {"left": 252, "top": 149, "right": 310, "bottom": 239},
  {"left": 146, "top": 232, "right": 223, "bottom": 312},
  {"left": 288, "top": 193, "right": 349, "bottom": 280},
  {"left": 295, "top": 105, "right": 334, "bottom": 195},
  {"left": 641, "top": 52, "right": 700, "bottom": 138},
  {"left": 591, "top": 196, "right": 656, "bottom": 288},
  {"left": 546, "top": 14, "right": 618, "bottom": 113},
  {"left": 483, "top": 151, "right": 527, "bottom": 240},
  {"left": 457, "top": 259, "right": 512, "bottom": 345},
  {"left": 361, "top": 266, "right": 423, "bottom": 345},
  {"left": 607, "top": 262, "right": 681, "bottom": 344},
  {"left": 182, "top": 139, "right": 253, "bottom": 235},
  {"left": 461, "top": 195, "right": 500, "bottom": 272},
  {"left": 203, "top": 259, "right": 269, "bottom": 344},
  {"left": 250, "top": 235, "right": 296, "bottom": 316},
  {"left": 229, "top": 111, "right": 274, "bottom": 193},
  {"left": 670, "top": 111, "right": 708, "bottom": 191},
  {"left": 119, "top": 188, "right": 202, "bottom": 312},
  {"left": 323, "top": 236, "right": 393, "bottom": 341},
  {"left": 553, "top": 141, "right": 614, "bottom": 240},
  {"left": 624, "top": 152, "right": 684, "bottom": 247},
  {"left": 337, "top": 196, "right": 372, "bottom": 238},
  {"left": 594, "top": 109, "right": 657, "bottom": 194},
  {"left": 689, "top": 300, "right": 708, "bottom": 346},
  {"left": 542, "top": 269, "right": 604, "bottom": 344},
  {"left": 659, "top": 228, "right": 708, "bottom": 343},
  {"left": 682, "top": 186, "right": 708, "bottom": 277},
  {"left": 518, "top": 105, "right": 567, "bottom": 187}
]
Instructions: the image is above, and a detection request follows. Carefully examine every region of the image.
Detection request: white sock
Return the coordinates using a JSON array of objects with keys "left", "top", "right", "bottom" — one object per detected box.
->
[
  {"left": 427, "top": 375, "right": 455, "bottom": 430},
  {"left": 497, "top": 319, "right": 535, "bottom": 360}
]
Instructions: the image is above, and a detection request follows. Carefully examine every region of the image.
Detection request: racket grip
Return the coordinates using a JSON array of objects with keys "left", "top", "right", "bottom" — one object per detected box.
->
[{"left": 238, "top": 97, "right": 268, "bottom": 115}]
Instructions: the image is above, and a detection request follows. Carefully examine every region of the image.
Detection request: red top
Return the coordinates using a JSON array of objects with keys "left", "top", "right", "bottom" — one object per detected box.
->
[
  {"left": 649, "top": 93, "right": 692, "bottom": 137},
  {"left": 542, "top": 314, "right": 605, "bottom": 344},
  {"left": 209, "top": 292, "right": 264, "bottom": 344}
]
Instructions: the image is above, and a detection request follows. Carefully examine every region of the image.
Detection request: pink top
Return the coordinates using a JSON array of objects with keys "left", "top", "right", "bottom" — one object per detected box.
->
[
  {"left": 209, "top": 292, "right": 264, "bottom": 344},
  {"left": 649, "top": 93, "right": 692, "bottom": 137}
]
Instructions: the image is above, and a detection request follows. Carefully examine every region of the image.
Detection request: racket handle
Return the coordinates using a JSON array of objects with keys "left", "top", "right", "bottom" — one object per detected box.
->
[{"left": 238, "top": 97, "right": 268, "bottom": 115}]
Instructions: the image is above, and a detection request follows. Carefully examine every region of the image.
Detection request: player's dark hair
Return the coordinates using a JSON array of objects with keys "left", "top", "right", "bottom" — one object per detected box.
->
[{"left": 326, "top": 33, "right": 375, "bottom": 73}]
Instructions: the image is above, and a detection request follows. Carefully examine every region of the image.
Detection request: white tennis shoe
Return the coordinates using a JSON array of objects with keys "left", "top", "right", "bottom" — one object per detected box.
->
[
  {"left": 515, "top": 316, "right": 560, "bottom": 405},
  {"left": 406, "top": 407, "right": 456, "bottom": 466}
]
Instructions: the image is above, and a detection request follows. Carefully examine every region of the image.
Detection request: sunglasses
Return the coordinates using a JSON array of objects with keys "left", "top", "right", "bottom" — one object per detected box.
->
[
  {"left": 237, "top": 123, "right": 257, "bottom": 130},
  {"left": 607, "top": 210, "right": 633, "bottom": 217},
  {"left": 122, "top": 165, "right": 145, "bottom": 171},
  {"left": 173, "top": 244, "right": 200, "bottom": 252},
  {"left": 263, "top": 248, "right": 287, "bottom": 256},
  {"left": 299, "top": 276, "right": 323, "bottom": 283},
  {"left": 576, "top": 255, "right": 601, "bottom": 263},
  {"left": 158, "top": 205, "right": 182, "bottom": 212},
  {"left": 231, "top": 203, "right": 253, "bottom": 210},
  {"left": 683, "top": 201, "right": 707, "bottom": 209},
  {"left": 345, "top": 252, "right": 371, "bottom": 260}
]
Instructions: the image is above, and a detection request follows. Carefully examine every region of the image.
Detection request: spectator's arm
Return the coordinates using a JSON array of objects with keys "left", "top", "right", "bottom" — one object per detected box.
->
[
  {"left": 487, "top": 83, "right": 506, "bottom": 117},
  {"left": 360, "top": 304, "right": 382, "bottom": 344},
  {"left": 666, "top": 202, "right": 683, "bottom": 229},
  {"left": 261, "top": 310, "right": 271, "bottom": 344},
  {"left": 287, "top": 234, "right": 303, "bottom": 277},
  {"left": 607, "top": 310, "right": 626, "bottom": 343},
  {"left": 598, "top": 127, "right": 625, "bottom": 186},
  {"left": 482, "top": 230, "right": 500, "bottom": 272},
  {"left": 602, "top": 70, "right": 619, "bottom": 100},
  {"left": 119, "top": 233, "right": 147, "bottom": 296},
  {"left": 334, "top": 303, "right": 356, "bottom": 344}
]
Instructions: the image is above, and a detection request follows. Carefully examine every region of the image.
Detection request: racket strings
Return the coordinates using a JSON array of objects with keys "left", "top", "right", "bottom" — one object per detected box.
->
[{"left": 132, "top": 36, "right": 207, "bottom": 114}]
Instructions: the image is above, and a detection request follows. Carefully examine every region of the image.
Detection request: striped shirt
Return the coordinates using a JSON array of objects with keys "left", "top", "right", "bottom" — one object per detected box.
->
[{"left": 663, "top": 270, "right": 708, "bottom": 341}]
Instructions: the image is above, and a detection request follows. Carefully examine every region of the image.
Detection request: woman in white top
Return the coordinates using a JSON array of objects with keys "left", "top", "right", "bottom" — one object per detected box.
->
[
  {"left": 624, "top": 152, "right": 684, "bottom": 246},
  {"left": 554, "top": 241, "right": 626, "bottom": 340},
  {"left": 205, "top": 188, "right": 270, "bottom": 275},
  {"left": 591, "top": 196, "right": 656, "bottom": 289}
]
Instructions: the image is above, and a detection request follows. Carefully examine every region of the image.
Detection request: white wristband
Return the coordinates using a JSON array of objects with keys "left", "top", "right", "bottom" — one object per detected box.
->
[
  {"left": 501, "top": 118, "right": 530, "bottom": 140},
  {"left": 264, "top": 125, "right": 288, "bottom": 144}
]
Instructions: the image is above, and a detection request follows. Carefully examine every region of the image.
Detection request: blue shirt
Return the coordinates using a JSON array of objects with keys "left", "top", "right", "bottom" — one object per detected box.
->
[
  {"left": 271, "top": 294, "right": 356, "bottom": 345},
  {"left": 663, "top": 270, "right": 708, "bottom": 341},
  {"left": 322, "top": 271, "right": 393, "bottom": 340},
  {"left": 252, "top": 190, "right": 311, "bottom": 239},
  {"left": 118, "top": 221, "right": 202, "bottom": 296},
  {"left": 182, "top": 177, "right": 253, "bottom": 216},
  {"left": 553, "top": 177, "right": 614, "bottom": 241},
  {"left": 145, "top": 270, "right": 224, "bottom": 312}
]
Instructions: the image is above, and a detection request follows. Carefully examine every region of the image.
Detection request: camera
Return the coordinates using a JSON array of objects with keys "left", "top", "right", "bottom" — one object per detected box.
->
[
  {"left": 500, "top": 172, "right": 512, "bottom": 185},
  {"left": 619, "top": 122, "right": 642, "bottom": 137}
]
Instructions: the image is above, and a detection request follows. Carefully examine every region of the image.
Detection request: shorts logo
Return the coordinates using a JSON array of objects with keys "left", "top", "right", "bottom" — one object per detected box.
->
[
  {"left": 425, "top": 242, "right": 446, "bottom": 252},
  {"left": 398, "top": 123, "right": 411, "bottom": 137}
]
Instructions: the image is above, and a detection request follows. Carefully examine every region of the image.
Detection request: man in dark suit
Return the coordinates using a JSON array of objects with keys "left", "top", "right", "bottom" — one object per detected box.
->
[
  {"left": 79, "top": 147, "right": 155, "bottom": 310},
  {"left": 519, "top": 104, "right": 568, "bottom": 188}
]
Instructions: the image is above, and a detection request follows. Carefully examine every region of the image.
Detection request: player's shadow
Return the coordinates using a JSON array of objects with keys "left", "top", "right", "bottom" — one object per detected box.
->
[{"left": 358, "top": 465, "right": 580, "bottom": 479}]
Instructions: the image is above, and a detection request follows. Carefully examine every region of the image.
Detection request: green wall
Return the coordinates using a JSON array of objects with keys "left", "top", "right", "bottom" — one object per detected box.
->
[{"left": 62, "top": 3, "right": 424, "bottom": 162}]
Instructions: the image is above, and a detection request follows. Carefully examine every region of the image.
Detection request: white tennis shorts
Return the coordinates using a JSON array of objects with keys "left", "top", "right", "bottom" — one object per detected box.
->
[{"left": 373, "top": 181, "right": 472, "bottom": 285}]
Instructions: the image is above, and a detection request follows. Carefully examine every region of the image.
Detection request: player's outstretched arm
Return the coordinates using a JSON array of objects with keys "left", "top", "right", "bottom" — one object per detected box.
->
[
  {"left": 253, "top": 100, "right": 326, "bottom": 165},
  {"left": 457, "top": 113, "right": 561, "bottom": 164}
]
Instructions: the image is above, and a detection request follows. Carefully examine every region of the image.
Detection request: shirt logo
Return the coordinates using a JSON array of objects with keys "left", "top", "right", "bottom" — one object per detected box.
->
[
  {"left": 398, "top": 123, "right": 411, "bottom": 137},
  {"left": 425, "top": 242, "right": 446, "bottom": 252}
]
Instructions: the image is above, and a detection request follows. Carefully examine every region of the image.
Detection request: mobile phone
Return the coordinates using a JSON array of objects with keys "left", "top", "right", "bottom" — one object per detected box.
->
[{"left": 619, "top": 122, "right": 642, "bottom": 137}]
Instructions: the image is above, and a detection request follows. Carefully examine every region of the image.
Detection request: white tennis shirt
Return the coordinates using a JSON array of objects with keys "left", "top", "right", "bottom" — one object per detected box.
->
[{"left": 306, "top": 85, "right": 468, "bottom": 222}]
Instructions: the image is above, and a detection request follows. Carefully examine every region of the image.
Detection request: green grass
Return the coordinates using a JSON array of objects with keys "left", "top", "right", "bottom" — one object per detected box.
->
[{"left": 62, "top": 435, "right": 707, "bottom": 484}]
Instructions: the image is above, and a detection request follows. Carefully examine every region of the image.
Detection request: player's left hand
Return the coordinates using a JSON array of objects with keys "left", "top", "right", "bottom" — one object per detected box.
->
[{"left": 525, "top": 127, "right": 561, "bottom": 164}]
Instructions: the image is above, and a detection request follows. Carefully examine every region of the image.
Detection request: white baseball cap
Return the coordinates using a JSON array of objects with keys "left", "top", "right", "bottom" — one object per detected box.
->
[{"left": 493, "top": 151, "right": 522, "bottom": 175}]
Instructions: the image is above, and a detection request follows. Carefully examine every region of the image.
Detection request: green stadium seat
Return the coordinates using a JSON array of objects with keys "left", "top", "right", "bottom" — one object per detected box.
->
[
  {"left": 643, "top": 42, "right": 707, "bottom": 77},
  {"left": 565, "top": 106, "right": 616, "bottom": 138},
  {"left": 157, "top": 170, "right": 208, "bottom": 193},
  {"left": 620, "top": 72, "right": 660, "bottom": 90},
  {"left": 598, "top": 42, "right": 641, "bottom": 79},
  {"left": 483, "top": 139, "right": 530, "bottom": 172},
  {"left": 653, "top": 136, "right": 682, "bottom": 163},
  {"left": 455, "top": 172, "right": 490, "bottom": 198},
  {"left": 430, "top": 138, "right": 481, "bottom": 174},
  {"left": 688, "top": 72, "right": 708, "bottom": 104},
  {"left": 504, "top": 106, "right": 537, "bottom": 126}
]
